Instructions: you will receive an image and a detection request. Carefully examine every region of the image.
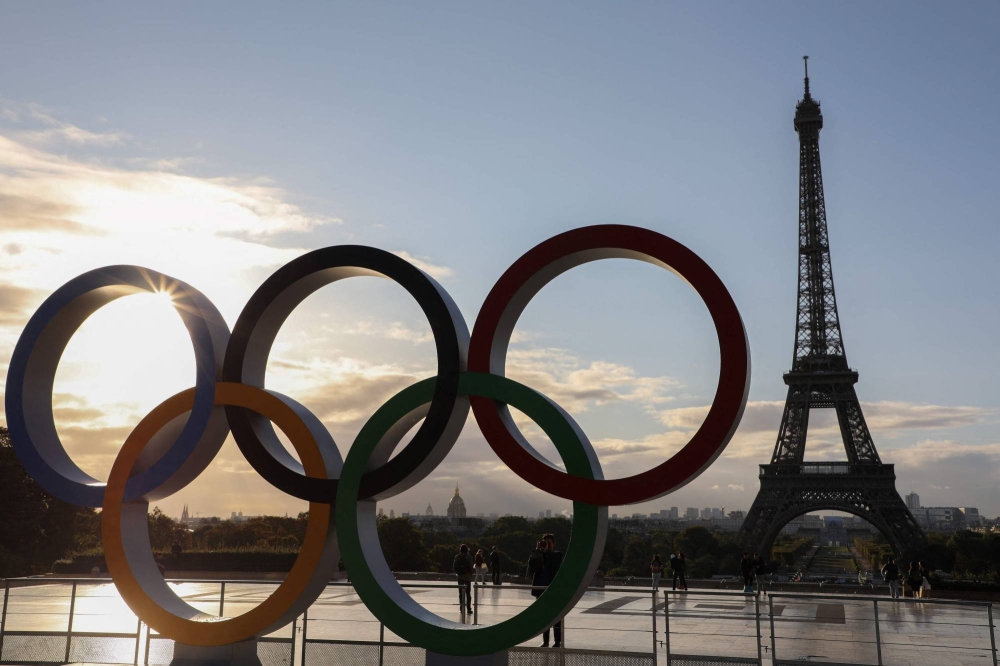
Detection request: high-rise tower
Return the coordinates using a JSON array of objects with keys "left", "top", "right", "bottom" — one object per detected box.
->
[{"left": 739, "top": 58, "right": 925, "bottom": 555}]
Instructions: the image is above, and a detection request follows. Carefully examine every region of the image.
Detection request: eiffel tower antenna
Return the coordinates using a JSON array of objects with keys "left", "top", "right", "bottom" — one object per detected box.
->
[
  {"left": 803, "top": 55, "right": 810, "bottom": 97},
  {"left": 739, "top": 61, "right": 926, "bottom": 557}
]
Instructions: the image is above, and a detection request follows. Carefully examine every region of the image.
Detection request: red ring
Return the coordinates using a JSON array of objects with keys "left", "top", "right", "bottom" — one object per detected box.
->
[{"left": 469, "top": 225, "right": 750, "bottom": 505}]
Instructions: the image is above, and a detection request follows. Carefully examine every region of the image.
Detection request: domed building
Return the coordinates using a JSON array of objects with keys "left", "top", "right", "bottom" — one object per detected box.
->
[{"left": 446, "top": 485, "right": 467, "bottom": 520}]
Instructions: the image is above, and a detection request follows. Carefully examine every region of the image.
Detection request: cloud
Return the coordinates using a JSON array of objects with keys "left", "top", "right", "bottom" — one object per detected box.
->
[
  {"left": 0, "top": 283, "right": 48, "bottom": 325},
  {"left": 0, "top": 119, "right": 339, "bottom": 342},
  {"left": 506, "top": 347, "right": 679, "bottom": 415},
  {"left": 1, "top": 101, "right": 127, "bottom": 146},
  {"left": 863, "top": 402, "right": 989, "bottom": 431},
  {"left": 727, "top": 484, "right": 745, "bottom": 492},
  {"left": 887, "top": 439, "right": 1000, "bottom": 468},
  {"left": 392, "top": 251, "right": 454, "bottom": 280},
  {"left": 342, "top": 320, "right": 434, "bottom": 344}
]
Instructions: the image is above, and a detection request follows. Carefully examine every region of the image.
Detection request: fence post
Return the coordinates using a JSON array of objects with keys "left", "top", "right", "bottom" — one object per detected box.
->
[
  {"left": 768, "top": 594, "right": 777, "bottom": 662},
  {"left": 291, "top": 618, "right": 297, "bottom": 666},
  {"left": 873, "top": 599, "right": 883, "bottom": 666},
  {"left": 300, "top": 609, "right": 308, "bottom": 666},
  {"left": 134, "top": 618, "right": 141, "bottom": 666},
  {"left": 219, "top": 582, "right": 226, "bottom": 617},
  {"left": 379, "top": 622, "right": 385, "bottom": 666},
  {"left": 473, "top": 583, "right": 478, "bottom": 626},
  {"left": 64, "top": 582, "right": 78, "bottom": 663},
  {"left": 663, "top": 591, "right": 671, "bottom": 664},
  {"left": 144, "top": 624, "right": 151, "bottom": 665},
  {"left": 988, "top": 604, "right": 997, "bottom": 666},
  {"left": 755, "top": 594, "right": 762, "bottom": 666},
  {"left": 1, "top": 578, "right": 10, "bottom": 659},
  {"left": 650, "top": 589, "right": 658, "bottom": 666}
]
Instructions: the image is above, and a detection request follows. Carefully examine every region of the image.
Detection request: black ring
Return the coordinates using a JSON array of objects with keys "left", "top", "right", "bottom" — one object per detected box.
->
[{"left": 223, "top": 246, "right": 469, "bottom": 502}]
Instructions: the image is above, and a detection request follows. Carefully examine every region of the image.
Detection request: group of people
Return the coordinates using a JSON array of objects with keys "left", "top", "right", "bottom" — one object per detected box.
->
[
  {"left": 880, "top": 556, "right": 932, "bottom": 599},
  {"left": 740, "top": 551, "right": 767, "bottom": 594},
  {"left": 453, "top": 545, "right": 504, "bottom": 614},
  {"left": 648, "top": 552, "right": 688, "bottom": 591},
  {"left": 453, "top": 534, "right": 565, "bottom": 647}
]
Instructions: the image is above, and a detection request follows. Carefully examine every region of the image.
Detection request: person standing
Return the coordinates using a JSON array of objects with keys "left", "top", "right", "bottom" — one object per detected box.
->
[
  {"left": 740, "top": 552, "right": 755, "bottom": 594},
  {"left": 880, "top": 556, "right": 900, "bottom": 599},
  {"left": 676, "top": 552, "right": 688, "bottom": 591},
  {"left": 905, "top": 562, "right": 921, "bottom": 598},
  {"left": 918, "top": 561, "right": 932, "bottom": 599},
  {"left": 650, "top": 554, "right": 664, "bottom": 591},
  {"left": 489, "top": 546, "right": 502, "bottom": 585},
  {"left": 453, "top": 544, "right": 474, "bottom": 614},
  {"left": 474, "top": 549, "right": 488, "bottom": 585},
  {"left": 752, "top": 553, "right": 765, "bottom": 594},
  {"left": 530, "top": 534, "right": 564, "bottom": 648}
]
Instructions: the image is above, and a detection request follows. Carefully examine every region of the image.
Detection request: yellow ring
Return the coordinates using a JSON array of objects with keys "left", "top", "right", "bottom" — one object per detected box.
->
[{"left": 102, "top": 382, "right": 335, "bottom": 646}]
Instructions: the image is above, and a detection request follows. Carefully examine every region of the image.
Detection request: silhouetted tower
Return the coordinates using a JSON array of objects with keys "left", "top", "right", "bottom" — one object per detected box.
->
[{"left": 739, "top": 58, "right": 925, "bottom": 556}]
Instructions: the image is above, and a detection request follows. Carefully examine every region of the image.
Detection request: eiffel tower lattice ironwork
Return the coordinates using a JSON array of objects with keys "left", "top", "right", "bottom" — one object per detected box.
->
[{"left": 739, "top": 58, "right": 926, "bottom": 556}]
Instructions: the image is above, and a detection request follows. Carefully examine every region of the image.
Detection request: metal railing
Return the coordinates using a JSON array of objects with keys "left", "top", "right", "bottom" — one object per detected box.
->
[
  {"left": 769, "top": 592, "right": 998, "bottom": 666},
  {"left": 2, "top": 577, "right": 997, "bottom": 666},
  {"left": 301, "top": 582, "right": 662, "bottom": 664}
]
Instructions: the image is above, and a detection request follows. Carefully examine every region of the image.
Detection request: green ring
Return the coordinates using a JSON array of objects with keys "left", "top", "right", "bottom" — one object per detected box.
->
[{"left": 336, "top": 372, "right": 607, "bottom": 656}]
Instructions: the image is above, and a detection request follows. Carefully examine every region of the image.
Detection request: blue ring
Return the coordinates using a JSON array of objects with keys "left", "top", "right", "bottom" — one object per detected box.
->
[{"left": 4, "top": 266, "right": 231, "bottom": 507}]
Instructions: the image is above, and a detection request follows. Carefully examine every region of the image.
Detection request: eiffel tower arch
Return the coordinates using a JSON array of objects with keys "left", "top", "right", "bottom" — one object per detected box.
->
[{"left": 739, "top": 58, "right": 926, "bottom": 557}]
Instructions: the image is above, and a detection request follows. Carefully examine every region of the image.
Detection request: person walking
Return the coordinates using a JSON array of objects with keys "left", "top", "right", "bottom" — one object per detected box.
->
[
  {"left": 474, "top": 549, "right": 488, "bottom": 585},
  {"left": 918, "top": 561, "right": 932, "bottom": 599},
  {"left": 740, "top": 552, "right": 755, "bottom": 594},
  {"left": 650, "top": 555, "right": 664, "bottom": 591},
  {"left": 529, "top": 534, "right": 564, "bottom": 648},
  {"left": 675, "top": 552, "right": 688, "bottom": 591},
  {"left": 489, "top": 546, "right": 502, "bottom": 585},
  {"left": 881, "top": 556, "right": 900, "bottom": 599},
  {"left": 453, "top": 544, "right": 474, "bottom": 614}
]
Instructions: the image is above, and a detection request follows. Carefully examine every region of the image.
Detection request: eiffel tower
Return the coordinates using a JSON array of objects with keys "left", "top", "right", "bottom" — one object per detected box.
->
[{"left": 739, "top": 58, "right": 925, "bottom": 556}]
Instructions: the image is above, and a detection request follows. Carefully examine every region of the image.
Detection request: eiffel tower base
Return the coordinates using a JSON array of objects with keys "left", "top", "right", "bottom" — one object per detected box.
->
[{"left": 739, "top": 463, "right": 927, "bottom": 557}]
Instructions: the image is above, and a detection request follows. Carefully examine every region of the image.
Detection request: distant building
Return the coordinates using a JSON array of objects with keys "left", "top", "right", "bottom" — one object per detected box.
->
[
  {"left": 905, "top": 492, "right": 920, "bottom": 510},
  {"left": 425, "top": 504, "right": 434, "bottom": 516},
  {"left": 912, "top": 507, "right": 970, "bottom": 532},
  {"left": 959, "top": 507, "right": 981, "bottom": 528},
  {"left": 685, "top": 507, "right": 699, "bottom": 520},
  {"left": 670, "top": 507, "right": 679, "bottom": 520},
  {"left": 538, "top": 512, "right": 545, "bottom": 519},
  {"left": 711, "top": 508, "right": 724, "bottom": 519},
  {"left": 545, "top": 509, "right": 552, "bottom": 518},
  {"left": 780, "top": 514, "right": 822, "bottom": 535},
  {"left": 389, "top": 509, "right": 395, "bottom": 519},
  {"left": 700, "top": 508, "right": 712, "bottom": 519},
  {"left": 447, "top": 486, "right": 467, "bottom": 519},
  {"left": 181, "top": 504, "right": 190, "bottom": 523}
]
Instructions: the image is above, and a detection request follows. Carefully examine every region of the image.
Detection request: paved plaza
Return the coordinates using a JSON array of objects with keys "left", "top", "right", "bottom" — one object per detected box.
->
[{"left": 1, "top": 580, "right": 995, "bottom": 665}]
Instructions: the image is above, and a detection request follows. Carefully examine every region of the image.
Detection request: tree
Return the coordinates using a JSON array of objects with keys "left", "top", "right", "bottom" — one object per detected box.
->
[
  {"left": 600, "top": 528, "right": 626, "bottom": 572},
  {"left": 621, "top": 536, "right": 652, "bottom": 576},
  {"left": 534, "top": 517, "right": 571, "bottom": 547},
  {"left": 482, "top": 516, "right": 532, "bottom": 537},
  {"left": 377, "top": 517, "right": 429, "bottom": 571},
  {"left": 0, "top": 426, "right": 96, "bottom": 577},
  {"left": 673, "top": 526, "right": 716, "bottom": 559},
  {"left": 428, "top": 544, "right": 458, "bottom": 573}
]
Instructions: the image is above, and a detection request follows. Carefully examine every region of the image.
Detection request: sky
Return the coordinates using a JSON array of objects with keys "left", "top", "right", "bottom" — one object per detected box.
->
[{"left": 1, "top": 2, "right": 998, "bottom": 522}]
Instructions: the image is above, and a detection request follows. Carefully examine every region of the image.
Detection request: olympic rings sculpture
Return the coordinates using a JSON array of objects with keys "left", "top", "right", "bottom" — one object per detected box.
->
[{"left": 5, "top": 225, "right": 750, "bottom": 657}]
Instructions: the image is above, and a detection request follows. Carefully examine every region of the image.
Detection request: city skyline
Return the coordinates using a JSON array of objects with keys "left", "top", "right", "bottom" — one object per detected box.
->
[{"left": 1, "top": 4, "right": 998, "bottom": 521}]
